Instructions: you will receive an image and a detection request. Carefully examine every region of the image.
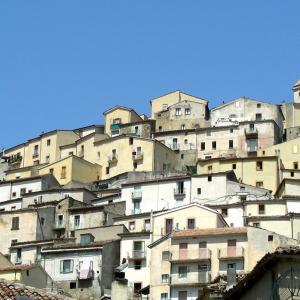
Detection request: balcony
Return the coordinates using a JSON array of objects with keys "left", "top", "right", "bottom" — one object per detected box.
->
[
  {"left": 174, "top": 188, "right": 186, "bottom": 197},
  {"left": 218, "top": 247, "right": 244, "bottom": 260},
  {"left": 77, "top": 267, "right": 94, "bottom": 280},
  {"left": 15, "top": 257, "right": 22, "bottom": 265},
  {"left": 32, "top": 151, "right": 39, "bottom": 159},
  {"left": 132, "top": 152, "right": 144, "bottom": 162},
  {"left": 131, "top": 208, "right": 141, "bottom": 215},
  {"left": 53, "top": 222, "right": 65, "bottom": 230},
  {"left": 131, "top": 190, "right": 142, "bottom": 199},
  {"left": 108, "top": 154, "right": 118, "bottom": 164},
  {"left": 170, "top": 248, "right": 211, "bottom": 263},
  {"left": 245, "top": 128, "right": 258, "bottom": 139},
  {"left": 170, "top": 271, "right": 211, "bottom": 287},
  {"left": 171, "top": 143, "right": 180, "bottom": 151},
  {"left": 127, "top": 250, "right": 146, "bottom": 260}
]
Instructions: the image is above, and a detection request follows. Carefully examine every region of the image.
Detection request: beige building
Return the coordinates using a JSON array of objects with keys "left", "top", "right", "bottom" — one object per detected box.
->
[
  {"left": 197, "top": 156, "right": 279, "bottom": 193},
  {"left": 38, "top": 155, "right": 102, "bottom": 185},
  {"left": 149, "top": 226, "right": 296, "bottom": 300}
]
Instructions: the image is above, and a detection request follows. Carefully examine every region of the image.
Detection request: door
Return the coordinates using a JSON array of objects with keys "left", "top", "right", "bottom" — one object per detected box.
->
[
  {"left": 227, "top": 239, "right": 236, "bottom": 257},
  {"left": 178, "top": 291, "right": 187, "bottom": 300},
  {"left": 165, "top": 219, "right": 173, "bottom": 234},
  {"left": 179, "top": 243, "right": 188, "bottom": 259}
]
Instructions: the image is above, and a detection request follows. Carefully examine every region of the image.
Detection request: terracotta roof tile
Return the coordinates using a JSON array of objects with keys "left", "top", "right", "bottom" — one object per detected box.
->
[{"left": 172, "top": 227, "right": 248, "bottom": 238}]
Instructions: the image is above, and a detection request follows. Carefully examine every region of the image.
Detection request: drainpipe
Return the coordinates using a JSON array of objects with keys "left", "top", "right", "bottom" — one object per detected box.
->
[
  {"left": 290, "top": 213, "right": 294, "bottom": 239},
  {"left": 150, "top": 210, "right": 154, "bottom": 243},
  {"left": 9, "top": 182, "right": 12, "bottom": 200}
]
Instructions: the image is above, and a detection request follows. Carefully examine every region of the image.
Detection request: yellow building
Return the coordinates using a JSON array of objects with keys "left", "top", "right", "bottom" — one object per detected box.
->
[
  {"left": 38, "top": 155, "right": 101, "bottom": 185},
  {"left": 103, "top": 106, "right": 143, "bottom": 136},
  {"left": 197, "top": 156, "right": 279, "bottom": 193}
]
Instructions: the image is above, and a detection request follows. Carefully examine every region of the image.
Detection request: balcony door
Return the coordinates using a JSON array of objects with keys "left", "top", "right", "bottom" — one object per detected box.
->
[
  {"left": 165, "top": 219, "right": 173, "bottom": 234},
  {"left": 179, "top": 243, "right": 188, "bottom": 259},
  {"left": 227, "top": 239, "right": 236, "bottom": 257},
  {"left": 133, "top": 241, "right": 143, "bottom": 258}
]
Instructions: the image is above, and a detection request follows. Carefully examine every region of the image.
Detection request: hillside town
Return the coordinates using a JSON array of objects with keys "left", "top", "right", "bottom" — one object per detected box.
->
[{"left": 0, "top": 80, "right": 300, "bottom": 300}]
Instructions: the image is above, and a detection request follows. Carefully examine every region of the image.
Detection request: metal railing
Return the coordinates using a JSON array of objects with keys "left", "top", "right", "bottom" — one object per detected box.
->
[
  {"left": 131, "top": 208, "right": 141, "bottom": 215},
  {"left": 218, "top": 247, "right": 244, "bottom": 259},
  {"left": 128, "top": 250, "right": 146, "bottom": 259},
  {"left": 108, "top": 154, "right": 118, "bottom": 163},
  {"left": 174, "top": 188, "right": 186, "bottom": 196},
  {"left": 171, "top": 248, "right": 211, "bottom": 261},
  {"left": 170, "top": 271, "right": 211, "bottom": 285},
  {"left": 131, "top": 190, "right": 142, "bottom": 199},
  {"left": 132, "top": 152, "right": 144, "bottom": 161}
]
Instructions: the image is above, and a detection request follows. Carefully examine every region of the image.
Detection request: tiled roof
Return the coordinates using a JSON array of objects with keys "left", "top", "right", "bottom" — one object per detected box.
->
[
  {"left": 172, "top": 227, "right": 248, "bottom": 238},
  {"left": 0, "top": 279, "right": 75, "bottom": 300},
  {"left": 0, "top": 264, "right": 37, "bottom": 272}
]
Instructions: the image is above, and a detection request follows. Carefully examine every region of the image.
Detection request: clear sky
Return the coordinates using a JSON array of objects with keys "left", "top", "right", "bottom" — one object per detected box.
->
[{"left": 0, "top": 1, "right": 299, "bottom": 149}]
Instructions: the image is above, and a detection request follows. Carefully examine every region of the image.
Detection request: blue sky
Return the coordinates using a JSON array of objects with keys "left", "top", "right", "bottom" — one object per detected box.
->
[{"left": 0, "top": 1, "right": 299, "bottom": 149}]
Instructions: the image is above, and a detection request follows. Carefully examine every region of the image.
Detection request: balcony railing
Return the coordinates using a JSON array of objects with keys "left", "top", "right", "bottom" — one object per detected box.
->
[
  {"left": 132, "top": 152, "right": 144, "bottom": 162},
  {"left": 108, "top": 154, "right": 118, "bottom": 164},
  {"left": 15, "top": 257, "right": 22, "bottom": 265},
  {"left": 171, "top": 143, "right": 180, "bottom": 151},
  {"left": 128, "top": 250, "right": 146, "bottom": 260},
  {"left": 131, "top": 208, "right": 141, "bottom": 215},
  {"left": 76, "top": 268, "right": 94, "bottom": 280},
  {"left": 170, "top": 271, "right": 211, "bottom": 286},
  {"left": 32, "top": 151, "right": 39, "bottom": 158},
  {"left": 53, "top": 222, "right": 65, "bottom": 230},
  {"left": 245, "top": 128, "right": 258, "bottom": 139},
  {"left": 131, "top": 190, "right": 142, "bottom": 199},
  {"left": 171, "top": 248, "right": 211, "bottom": 262},
  {"left": 174, "top": 188, "right": 186, "bottom": 196},
  {"left": 218, "top": 247, "right": 244, "bottom": 260}
]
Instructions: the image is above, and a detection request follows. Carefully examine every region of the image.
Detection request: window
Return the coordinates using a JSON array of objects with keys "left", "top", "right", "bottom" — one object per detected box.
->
[
  {"left": 11, "top": 206, "right": 16, "bottom": 210},
  {"left": 57, "top": 215, "right": 64, "bottom": 226},
  {"left": 16, "top": 248, "right": 22, "bottom": 263},
  {"left": 212, "top": 141, "right": 216, "bottom": 150},
  {"left": 184, "top": 139, "right": 188, "bottom": 145},
  {"left": 232, "top": 164, "right": 236, "bottom": 170},
  {"left": 294, "top": 162, "right": 298, "bottom": 170},
  {"left": 134, "top": 260, "right": 142, "bottom": 270},
  {"left": 178, "top": 291, "right": 188, "bottom": 300},
  {"left": 235, "top": 101, "right": 240, "bottom": 108},
  {"left": 11, "top": 239, "right": 17, "bottom": 245},
  {"left": 134, "top": 126, "right": 139, "bottom": 135},
  {"left": 74, "top": 215, "right": 80, "bottom": 228},
  {"left": 80, "top": 234, "right": 94, "bottom": 246},
  {"left": 227, "top": 263, "right": 236, "bottom": 270},
  {"left": 60, "top": 259, "right": 74, "bottom": 273},
  {"left": 206, "top": 130, "right": 211, "bottom": 136},
  {"left": 129, "top": 221, "right": 135, "bottom": 231},
  {"left": 230, "top": 128, "right": 233, "bottom": 133},
  {"left": 161, "top": 293, "right": 168, "bottom": 300},
  {"left": 144, "top": 219, "right": 151, "bottom": 231},
  {"left": 291, "top": 171, "right": 295, "bottom": 177},
  {"left": 256, "top": 161, "right": 263, "bottom": 171},
  {"left": 12, "top": 192, "right": 17, "bottom": 198},
  {"left": 45, "top": 155, "right": 50, "bottom": 163},
  {"left": 257, "top": 103, "right": 261, "bottom": 108},
  {"left": 11, "top": 217, "right": 19, "bottom": 230},
  {"left": 129, "top": 137, "right": 133, "bottom": 145},
  {"left": 133, "top": 162, "right": 138, "bottom": 169},
  {"left": 187, "top": 218, "right": 195, "bottom": 229},
  {"left": 229, "top": 140, "right": 233, "bottom": 149},
  {"left": 40, "top": 217, "right": 45, "bottom": 226},
  {"left": 178, "top": 266, "right": 188, "bottom": 278},
  {"left": 175, "top": 108, "right": 182, "bottom": 116},
  {"left": 36, "top": 246, "right": 42, "bottom": 260},
  {"left": 181, "top": 124, "right": 186, "bottom": 130},
  {"left": 162, "top": 251, "right": 170, "bottom": 261},
  {"left": 47, "top": 139, "right": 51, "bottom": 146},
  {"left": 113, "top": 118, "right": 121, "bottom": 124},
  {"left": 180, "top": 154, "right": 184, "bottom": 160},
  {"left": 106, "top": 167, "right": 110, "bottom": 175},
  {"left": 61, "top": 166, "right": 67, "bottom": 179},
  {"left": 197, "top": 188, "right": 201, "bottom": 195},
  {"left": 159, "top": 126, "right": 162, "bottom": 132},
  {"left": 133, "top": 200, "right": 141, "bottom": 214},
  {"left": 20, "top": 188, "right": 26, "bottom": 196},
  {"left": 68, "top": 151, "right": 73, "bottom": 156},
  {"left": 221, "top": 208, "right": 228, "bottom": 217},
  {"left": 253, "top": 222, "right": 260, "bottom": 228},
  {"left": 268, "top": 235, "right": 273, "bottom": 241},
  {"left": 185, "top": 108, "right": 191, "bottom": 115},
  {"left": 256, "top": 181, "right": 263, "bottom": 188},
  {"left": 49, "top": 168, "right": 54, "bottom": 174},
  {"left": 161, "top": 274, "right": 169, "bottom": 283},
  {"left": 70, "top": 282, "right": 76, "bottom": 289},
  {"left": 208, "top": 175, "right": 212, "bottom": 182},
  {"left": 33, "top": 145, "right": 39, "bottom": 156},
  {"left": 256, "top": 113, "right": 262, "bottom": 121},
  {"left": 208, "top": 165, "right": 212, "bottom": 173},
  {"left": 258, "top": 204, "right": 265, "bottom": 215},
  {"left": 201, "top": 142, "right": 205, "bottom": 150}
]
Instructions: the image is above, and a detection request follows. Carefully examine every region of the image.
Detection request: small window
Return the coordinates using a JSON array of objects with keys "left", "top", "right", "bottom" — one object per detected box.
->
[
  {"left": 49, "top": 168, "right": 54, "bottom": 174},
  {"left": 184, "top": 139, "right": 188, "bottom": 145},
  {"left": 11, "top": 217, "right": 19, "bottom": 230},
  {"left": 256, "top": 113, "right": 262, "bottom": 121},
  {"left": 161, "top": 293, "right": 168, "bottom": 300},
  {"left": 235, "top": 101, "right": 240, "bottom": 108},
  {"left": 26, "top": 270, "right": 29, "bottom": 276},
  {"left": 134, "top": 260, "right": 142, "bottom": 270},
  {"left": 268, "top": 235, "right": 273, "bottom": 242},
  {"left": 197, "top": 188, "right": 201, "bottom": 195},
  {"left": 262, "top": 150, "right": 265, "bottom": 155},
  {"left": 181, "top": 124, "right": 185, "bottom": 130},
  {"left": 229, "top": 140, "right": 233, "bottom": 149},
  {"left": 162, "top": 251, "right": 170, "bottom": 261},
  {"left": 212, "top": 141, "right": 216, "bottom": 150},
  {"left": 40, "top": 217, "right": 45, "bottom": 226},
  {"left": 258, "top": 204, "right": 265, "bottom": 215},
  {"left": 133, "top": 162, "right": 138, "bottom": 169},
  {"left": 227, "top": 263, "right": 236, "bottom": 270},
  {"left": 206, "top": 130, "right": 211, "bottom": 137},
  {"left": 253, "top": 222, "right": 260, "bottom": 228},
  {"left": 187, "top": 218, "right": 195, "bottom": 229},
  {"left": 256, "top": 161, "right": 263, "bottom": 171},
  {"left": 11, "top": 206, "right": 16, "bottom": 210},
  {"left": 159, "top": 126, "right": 162, "bottom": 132},
  {"left": 221, "top": 208, "right": 228, "bottom": 217},
  {"left": 20, "top": 188, "right": 26, "bottom": 196},
  {"left": 201, "top": 142, "right": 205, "bottom": 150},
  {"left": 294, "top": 162, "right": 298, "bottom": 170},
  {"left": 12, "top": 192, "right": 17, "bottom": 198},
  {"left": 257, "top": 103, "right": 261, "bottom": 108},
  {"left": 60, "top": 259, "right": 74, "bottom": 273},
  {"left": 181, "top": 154, "right": 184, "bottom": 159},
  {"left": 256, "top": 181, "right": 263, "bottom": 188},
  {"left": 208, "top": 165, "right": 212, "bottom": 173},
  {"left": 47, "top": 139, "right": 51, "bottom": 146},
  {"left": 129, "top": 137, "right": 133, "bottom": 145},
  {"left": 61, "top": 166, "right": 67, "bottom": 179},
  {"left": 106, "top": 167, "right": 110, "bottom": 175},
  {"left": 129, "top": 221, "right": 135, "bottom": 231},
  {"left": 70, "top": 282, "right": 76, "bottom": 289},
  {"left": 230, "top": 128, "right": 233, "bottom": 133},
  {"left": 291, "top": 171, "right": 295, "bottom": 177},
  {"left": 11, "top": 239, "right": 18, "bottom": 245},
  {"left": 185, "top": 108, "right": 191, "bottom": 115},
  {"left": 161, "top": 274, "right": 169, "bottom": 283},
  {"left": 74, "top": 215, "right": 80, "bottom": 228},
  {"left": 178, "top": 266, "right": 188, "bottom": 278},
  {"left": 232, "top": 164, "right": 236, "bottom": 170},
  {"left": 175, "top": 108, "right": 182, "bottom": 116},
  {"left": 208, "top": 175, "right": 212, "bottom": 182}
]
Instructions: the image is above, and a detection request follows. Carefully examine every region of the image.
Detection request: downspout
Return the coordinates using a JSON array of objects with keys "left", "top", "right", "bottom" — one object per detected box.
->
[
  {"left": 9, "top": 182, "right": 12, "bottom": 200},
  {"left": 290, "top": 213, "right": 294, "bottom": 239},
  {"left": 150, "top": 210, "right": 154, "bottom": 243},
  {"left": 36, "top": 207, "right": 45, "bottom": 240}
]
